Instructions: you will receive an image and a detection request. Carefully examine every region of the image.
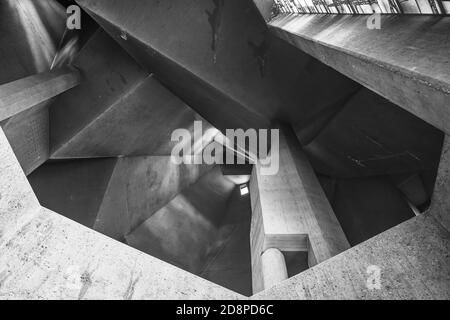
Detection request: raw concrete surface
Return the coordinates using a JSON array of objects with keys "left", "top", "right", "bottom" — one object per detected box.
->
[
  {"left": 303, "top": 88, "right": 444, "bottom": 178},
  {"left": 76, "top": 0, "right": 359, "bottom": 133},
  {"left": 94, "top": 157, "right": 213, "bottom": 240},
  {"left": 253, "top": 213, "right": 450, "bottom": 300},
  {"left": 269, "top": 14, "right": 450, "bottom": 135},
  {"left": 0, "top": 127, "right": 243, "bottom": 300},
  {"left": 125, "top": 167, "right": 254, "bottom": 296},
  {"left": 28, "top": 158, "right": 118, "bottom": 228},
  {"left": 430, "top": 136, "right": 450, "bottom": 231},
  {"left": 50, "top": 29, "right": 148, "bottom": 155},
  {"left": 0, "top": 0, "right": 66, "bottom": 175},
  {"left": 321, "top": 176, "right": 415, "bottom": 246}
]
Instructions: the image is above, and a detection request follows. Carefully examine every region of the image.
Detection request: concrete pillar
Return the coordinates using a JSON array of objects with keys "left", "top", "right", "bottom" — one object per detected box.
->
[
  {"left": 249, "top": 123, "right": 349, "bottom": 293},
  {"left": 261, "top": 248, "right": 288, "bottom": 290}
]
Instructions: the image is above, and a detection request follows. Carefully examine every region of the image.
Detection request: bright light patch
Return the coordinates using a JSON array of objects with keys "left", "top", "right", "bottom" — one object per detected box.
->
[{"left": 240, "top": 184, "right": 249, "bottom": 196}]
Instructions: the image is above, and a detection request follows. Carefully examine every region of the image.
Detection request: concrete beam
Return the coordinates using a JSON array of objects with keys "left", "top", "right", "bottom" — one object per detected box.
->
[
  {"left": 249, "top": 123, "right": 350, "bottom": 293},
  {"left": 269, "top": 14, "right": 450, "bottom": 134},
  {"left": 0, "top": 67, "right": 80, "bottom": 122}
]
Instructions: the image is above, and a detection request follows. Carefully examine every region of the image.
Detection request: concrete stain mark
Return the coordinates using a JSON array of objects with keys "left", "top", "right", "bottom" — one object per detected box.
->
[
  {"left": 248, "top": 33, "right": 271, "bottom": 78},
  {"left": 205, "top": 0, "right": 225, "bottom": 63},
  {"left": 0, "top": 270, "right": 11, "bottom": 289},
  {"left": 78, "top": 270, "right": 93, "bottom": 300},
  {"left": 123, "top": 272, "right": 141, "bottom": 300}
]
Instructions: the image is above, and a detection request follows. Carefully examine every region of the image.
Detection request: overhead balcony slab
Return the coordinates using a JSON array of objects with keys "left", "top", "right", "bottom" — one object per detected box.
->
[{"left": 269, "top": 14, "right": 450, "bottom": 135}]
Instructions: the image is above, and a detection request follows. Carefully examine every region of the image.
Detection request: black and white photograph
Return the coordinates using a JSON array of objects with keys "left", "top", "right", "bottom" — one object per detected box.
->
[{"left": 0, "top": 0, "right": 449, "bottom": 308}]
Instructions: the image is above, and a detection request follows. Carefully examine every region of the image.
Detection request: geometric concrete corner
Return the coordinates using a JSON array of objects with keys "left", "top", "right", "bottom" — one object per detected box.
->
[{"left": 0, "top": 127, "right": 242, "bottom": 299}]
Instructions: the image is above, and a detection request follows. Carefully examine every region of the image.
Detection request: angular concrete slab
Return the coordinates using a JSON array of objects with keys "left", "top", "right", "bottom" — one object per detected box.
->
[
  {"left": 0, "top": 128, "right": 40, "bottom": 247},
  {"left": 125, "top": 167, "right": 235, "bottom": 274},
  {"left": 76, "top": 0, "right": 359, "bottom": 132},
  {"left": 303, "top": 88, "right": 444, "bottom": 178},
  {"left": 50, "top": 29, "right": 148, "bottom": 155},
  {"left": 269, "top": 14, "right": 450, "bottom": 134},
  {"left": 28, "top": 158, "right": 118, "bottom": 229},
  {"left": 0, "top": 206, "right": 243, "bottom": 300}
]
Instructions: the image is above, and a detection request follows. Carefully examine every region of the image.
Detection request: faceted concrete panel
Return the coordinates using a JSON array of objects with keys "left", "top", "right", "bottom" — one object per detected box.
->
[
  {"left": 76, "top": 0, "right": 359, "bottom": 132},
  {"left": 304, "top": 88, "right": 445, "bottom": 178},
  {"left": 94, "top": 157, "right": 214, "bottom": 241},
  {"left": 50, "top": 29, "right": 148, "bottom": 154},
  {"left": 28, "top": 158, "right": 118, "bottom": 229}
]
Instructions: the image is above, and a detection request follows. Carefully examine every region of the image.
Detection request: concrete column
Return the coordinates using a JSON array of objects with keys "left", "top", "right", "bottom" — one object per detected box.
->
[
  {"left": 261, "top": 248, "right": 288, "bottom": 290},
  {"left": 249, "top": 123, "right": 349, "bottom": 293}
]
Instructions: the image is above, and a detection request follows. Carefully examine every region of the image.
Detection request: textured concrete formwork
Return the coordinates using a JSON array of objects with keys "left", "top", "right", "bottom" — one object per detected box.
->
[
  {"left": 249, "top": 124, "right": 350, "bottom": 293},
  {"left": 0, "top": 127, "right": 244, "bottom": 300}
]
